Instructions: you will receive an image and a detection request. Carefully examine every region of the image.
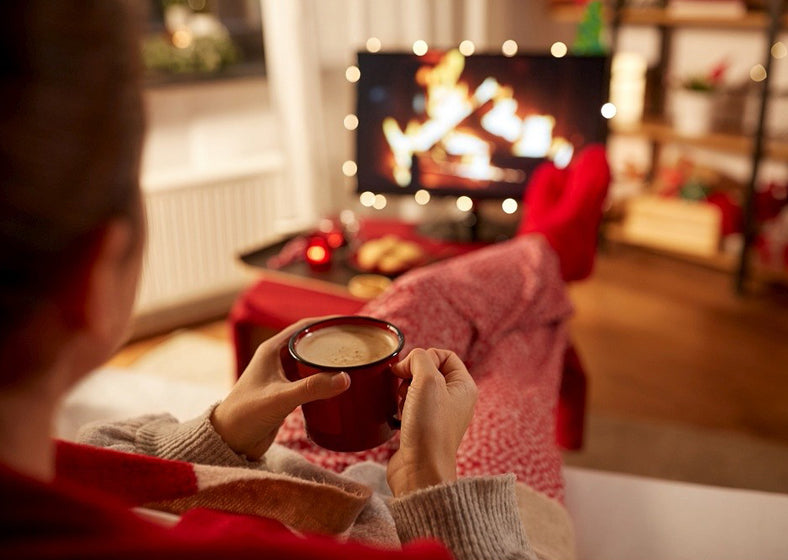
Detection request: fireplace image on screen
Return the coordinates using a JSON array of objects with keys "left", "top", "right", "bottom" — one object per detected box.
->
[{"left": 355, "top": 49, "right": 608, "bottom": 239}]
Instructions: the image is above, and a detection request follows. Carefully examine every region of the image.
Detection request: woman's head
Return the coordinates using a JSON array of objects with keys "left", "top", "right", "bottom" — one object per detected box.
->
[{"left": 0, "top": 1, "right": 146, "bottom": 385}]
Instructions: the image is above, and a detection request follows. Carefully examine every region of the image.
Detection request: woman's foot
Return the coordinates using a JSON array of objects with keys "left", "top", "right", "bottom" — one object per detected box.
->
[{"left": 518, "top": 145, "right": 610, "bottom": 282}]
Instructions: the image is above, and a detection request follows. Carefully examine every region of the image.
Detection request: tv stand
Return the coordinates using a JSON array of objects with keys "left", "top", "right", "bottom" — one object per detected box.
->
[{"left": 417, "top": 206, "right": 517, "bottom": 243}]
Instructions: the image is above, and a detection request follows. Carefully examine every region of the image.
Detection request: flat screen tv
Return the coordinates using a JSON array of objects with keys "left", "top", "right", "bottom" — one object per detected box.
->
[{"left": 355, "top": 50, "right": 609, "bottom": 202}]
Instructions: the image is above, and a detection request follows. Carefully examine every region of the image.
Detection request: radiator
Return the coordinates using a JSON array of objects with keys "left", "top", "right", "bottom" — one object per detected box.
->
[{"left": 135, "top": 170, "right": 286, "bottom": 315}]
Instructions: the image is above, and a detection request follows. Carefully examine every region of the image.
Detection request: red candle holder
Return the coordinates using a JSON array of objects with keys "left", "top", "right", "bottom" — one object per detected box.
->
[{"left": 305, "top": 234, "right": 332, "bottom": 270}]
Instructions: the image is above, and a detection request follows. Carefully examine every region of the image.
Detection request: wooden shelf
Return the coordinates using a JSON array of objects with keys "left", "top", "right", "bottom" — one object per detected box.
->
[
  {"left": 553, "top": 3, "right": 788, "bottom": 291},
  {"left": 620, "top": 7, "right": 781, "bottom": 29},
  {"left": 610, "top": 120, "right": 788, "bottom": 160},
  {"left": 550, "top": 6, "right": 787, "bottom": 29},
  {"left": 604, "top": 222, "right": 788, "bottom": 283}
]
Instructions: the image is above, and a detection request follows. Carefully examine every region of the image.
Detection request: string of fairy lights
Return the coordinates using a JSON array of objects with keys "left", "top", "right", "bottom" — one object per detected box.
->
[
  {"left": 341, "top": 37, "right": 596, "bottom": 215},
  {"left": 341, "top": 33, "right": 788, "bottom": 216}
]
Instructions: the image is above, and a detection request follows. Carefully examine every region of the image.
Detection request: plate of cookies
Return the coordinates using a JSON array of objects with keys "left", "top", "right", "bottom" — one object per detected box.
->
[{"left": 349, "top": 235, "right": 427, "bottom": 276}]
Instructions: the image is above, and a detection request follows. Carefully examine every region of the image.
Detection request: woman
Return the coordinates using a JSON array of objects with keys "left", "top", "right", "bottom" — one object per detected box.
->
[{"left": 0, "top": 2, "right": 543, "bottom": 559}]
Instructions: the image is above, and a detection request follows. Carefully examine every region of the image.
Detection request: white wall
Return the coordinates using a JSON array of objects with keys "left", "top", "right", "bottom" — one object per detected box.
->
[{"left": 142, "top": 77, "right": 280, "bottom": 191}]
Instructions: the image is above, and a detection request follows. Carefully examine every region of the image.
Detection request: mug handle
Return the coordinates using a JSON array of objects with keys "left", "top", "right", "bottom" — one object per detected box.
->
[{"left": 389, "top": 378, "right": 411, "bottom": 430}]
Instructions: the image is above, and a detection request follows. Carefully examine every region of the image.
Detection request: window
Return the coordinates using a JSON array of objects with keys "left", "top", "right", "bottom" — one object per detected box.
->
[{"left": 142, "top": 0, "right": 265, "bottom": 86}]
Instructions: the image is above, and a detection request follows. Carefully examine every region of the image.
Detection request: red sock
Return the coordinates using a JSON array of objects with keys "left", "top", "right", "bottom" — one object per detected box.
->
[
  {"left": 519, "top": 144, "right": 610, "bottom": 282},
  {"left": 518, "top": 162, "right": 569, "bottom": 232}
]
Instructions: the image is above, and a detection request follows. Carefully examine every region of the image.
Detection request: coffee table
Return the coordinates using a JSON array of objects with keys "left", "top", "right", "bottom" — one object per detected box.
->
[
  {"left": 238, "top": 217, "right": 489, "bottom": 288},
  {"left": 232, "top": 217, "right": 490, "bottom": 374}
]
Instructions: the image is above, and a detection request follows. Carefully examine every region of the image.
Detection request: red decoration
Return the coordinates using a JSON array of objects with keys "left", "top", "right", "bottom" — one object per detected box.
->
[
  {"left": 326, "top": 230, "right": 345, "bottom": 249},
  {"left": 755, "top": 181, "right": 788, "bottom": 223},
  {"left": 706, "top": 191, "right": 742, "bottom": 237},
  {"left": 305, "top": 235, "right": 332, "bottom": 270}
]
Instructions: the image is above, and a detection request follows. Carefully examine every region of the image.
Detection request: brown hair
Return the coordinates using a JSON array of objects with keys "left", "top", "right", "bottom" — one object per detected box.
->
[{"left": 0, "top": 1, "right": 145, "bottom": 377}]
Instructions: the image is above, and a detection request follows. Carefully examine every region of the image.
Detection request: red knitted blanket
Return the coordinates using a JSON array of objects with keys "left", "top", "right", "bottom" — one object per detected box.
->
[{"left": 275, "top": 236, "right": 573, "bottom": 500}]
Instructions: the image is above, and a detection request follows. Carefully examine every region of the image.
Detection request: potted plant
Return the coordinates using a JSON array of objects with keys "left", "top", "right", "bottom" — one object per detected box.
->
[{"left": 671, "top": 60, "right": 728, "bottom": 137}]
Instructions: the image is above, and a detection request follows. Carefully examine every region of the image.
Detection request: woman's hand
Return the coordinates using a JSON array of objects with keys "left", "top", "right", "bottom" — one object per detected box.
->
[
  {"left": 386, "top": 348, "right": 477, "bottom": 497},
  {"left": 211, "top": 317, "right": 350, "bottom": 460}
]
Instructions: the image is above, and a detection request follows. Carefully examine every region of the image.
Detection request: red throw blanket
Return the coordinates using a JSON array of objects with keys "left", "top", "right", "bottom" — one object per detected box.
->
[{"left": 275, "top": 236, "right": 573, "bottom": 501}]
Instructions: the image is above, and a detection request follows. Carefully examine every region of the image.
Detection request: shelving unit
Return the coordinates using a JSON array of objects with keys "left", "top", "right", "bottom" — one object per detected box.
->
[
  {"left": 611, "top": 120, "right": 788, "bottom": 160},
  {"left": 553, "top": 1, "right": 787, "bottom": 292},
  {"left": 552, "top": 4, "right": 788, "bottom": 29}
]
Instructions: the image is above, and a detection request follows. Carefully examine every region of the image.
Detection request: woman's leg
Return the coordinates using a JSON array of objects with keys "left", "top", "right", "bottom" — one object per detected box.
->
[{"left": 276, "top": 236, "right": 571, "bottom": 500}]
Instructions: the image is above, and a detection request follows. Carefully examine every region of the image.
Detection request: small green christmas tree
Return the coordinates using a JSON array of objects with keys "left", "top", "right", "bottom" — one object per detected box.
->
[{"left": 573, "top": 1, "right": 607, "bottom": 55}]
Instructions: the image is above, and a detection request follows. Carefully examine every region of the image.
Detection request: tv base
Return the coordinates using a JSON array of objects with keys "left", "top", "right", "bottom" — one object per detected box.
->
[{"left": 417, "top": 208, "right": 517, "bottom": 243}]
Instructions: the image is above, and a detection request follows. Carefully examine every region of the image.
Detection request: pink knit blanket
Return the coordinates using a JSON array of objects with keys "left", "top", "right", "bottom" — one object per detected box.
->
[{"left": 275, "top": 236, "right": 573, "bottom": 501}]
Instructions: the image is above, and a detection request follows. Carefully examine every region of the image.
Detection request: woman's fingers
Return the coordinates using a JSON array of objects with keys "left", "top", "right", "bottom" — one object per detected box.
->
[
  {"left": 391, "top": 347, "right": 443, "bottom": 379},
  {"left": 273, "top": 371, "right": 350, "bottom": 415}
]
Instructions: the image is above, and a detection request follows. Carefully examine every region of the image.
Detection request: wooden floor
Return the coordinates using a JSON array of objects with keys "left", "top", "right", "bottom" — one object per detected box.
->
[
  {"left": 108, "top": 320, "right": 229, "bottom": 368},
  {"left": 569, "top": 243, "right": 788, "bottom": 445},
  {"left": 110, "top": 244, "right": 788, "bottom": 445}
]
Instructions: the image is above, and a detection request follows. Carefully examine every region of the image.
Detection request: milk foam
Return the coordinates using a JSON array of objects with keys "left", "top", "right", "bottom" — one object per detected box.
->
[{"left": 295, "top": 324, "right": 398, "bottom": 367}]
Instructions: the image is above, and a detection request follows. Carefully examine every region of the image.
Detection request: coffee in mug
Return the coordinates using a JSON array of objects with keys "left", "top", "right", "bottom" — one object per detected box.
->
[
  {"left": 284, "top": 316, "right": 404, "bottom": 452},
  {"left": 293, "top": 324, "right": 400, "bottom": 368}
]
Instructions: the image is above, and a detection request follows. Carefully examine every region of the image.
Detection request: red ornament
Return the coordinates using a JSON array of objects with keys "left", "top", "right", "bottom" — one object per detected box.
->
[{"left": 326, "top": 230, "right": 345, "bottom": 249}]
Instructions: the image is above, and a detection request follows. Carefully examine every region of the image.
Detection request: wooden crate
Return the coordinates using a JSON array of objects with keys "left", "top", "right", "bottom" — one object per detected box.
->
[{"left": 622, "top": 195, "right": 722, "bottom": 257}]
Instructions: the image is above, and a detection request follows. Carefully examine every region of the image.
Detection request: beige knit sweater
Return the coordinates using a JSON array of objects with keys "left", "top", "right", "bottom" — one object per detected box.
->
[{"left": 78, "top": 405, "right": 573, "bottom": 560}]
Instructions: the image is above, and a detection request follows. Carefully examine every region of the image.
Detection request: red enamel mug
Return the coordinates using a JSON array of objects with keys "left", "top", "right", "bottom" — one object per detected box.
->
[{"left": 283, "top": 316, "right": 404, "bottom": 452}]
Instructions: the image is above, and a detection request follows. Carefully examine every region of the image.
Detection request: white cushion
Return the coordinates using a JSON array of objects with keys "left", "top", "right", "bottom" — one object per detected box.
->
[{"left": 564, "top": 466, "right": 788, "bottom": 560}]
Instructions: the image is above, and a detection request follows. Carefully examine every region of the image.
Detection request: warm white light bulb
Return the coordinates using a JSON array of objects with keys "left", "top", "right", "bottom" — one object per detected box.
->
[
  {"left": 366, "top": 37, "right": 382, "bottom": 53},
  {"left": 601, "top": 102, "right": 617, "bottom": 119},
  {"left": 373, "top": 194, "right": 387, "bottom": 210},
  {"left": 456, "top": 196, "right": 473, "bottom": 212},
  {"left": 459, "top": 40, "right": 475, "bottom": 56},
  {"left": 550, "top": 41, "right": 568, "bottom": 58},
  {"left": 344, "top": 114, "right": 359, "bottom": 130},
  {"left": 414, "top": 189, "right": 431, "bottom": 205},
  {"left": 345, "top": 65, "right": 361, "bottom": 83},
  {"left": 342, "top": 160, "right": 357, "bottom": 177},
  {"left": 501, "top": 40, "right": 518, "bottom": 57},
  {"left": 359, "top": 191, "right": 376, "bottom": 207},
  {"left": 171, "top": 29, "right": 193, "bottom": 49},
  {"left": 413, "top": 40, "right": 428, "bottom": 56},
  {"left": 750, "top": 64, "right": 767, "bottom": 82},
  {"left": 772, "top": 41, "right": 787, "bottom": 59},
  {"left": 502, "top": 198, "right": 518, "bottom": 214}
]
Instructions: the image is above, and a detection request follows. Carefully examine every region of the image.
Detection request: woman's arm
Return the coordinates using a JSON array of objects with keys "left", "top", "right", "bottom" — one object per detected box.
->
[
  {"left": 391, "top": 475, "right": 536, "bottom": 560},
  {"left": 385, "top": 348, "right": 536, "bottom": 560},
  {"left": 79, "top": 317, "right": 349, "bottom": 465},
  {"left": 76, "top": 406, "right": 258, "bottom": 468},
  {"left": 79, "top": 330, "right": 536, "bottom": 559}
]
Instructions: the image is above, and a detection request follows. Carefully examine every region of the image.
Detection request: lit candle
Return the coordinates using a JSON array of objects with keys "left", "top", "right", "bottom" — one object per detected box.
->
[{"left": 305, "top": 235, "right": 332, "bottom": 269}]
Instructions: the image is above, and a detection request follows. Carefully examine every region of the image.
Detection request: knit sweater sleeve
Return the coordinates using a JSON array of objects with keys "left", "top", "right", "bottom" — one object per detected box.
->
[
  {"left": 78, "top": 411, "right": 536, "bottom": 559},
  {"left": 389, "top": 474, "right": 537, "bottom": 560},
  {"left": 75, "top": 403, "right": 256, "bottom": 468}
]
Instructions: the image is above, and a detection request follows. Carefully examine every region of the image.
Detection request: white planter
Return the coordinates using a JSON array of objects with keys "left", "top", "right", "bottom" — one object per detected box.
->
[{"left": 672, "top": 90, "right": 715, "bottom": 137}]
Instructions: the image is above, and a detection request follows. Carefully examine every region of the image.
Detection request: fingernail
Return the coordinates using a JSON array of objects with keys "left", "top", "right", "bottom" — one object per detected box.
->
[{"left": 331, "top": 372, "right": 350, "bottom": 389}]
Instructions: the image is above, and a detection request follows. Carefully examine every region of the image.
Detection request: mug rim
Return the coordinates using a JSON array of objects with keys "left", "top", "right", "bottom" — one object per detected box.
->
[{"left": 288, "top": 315, "right": 405, "bottom": 371}]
